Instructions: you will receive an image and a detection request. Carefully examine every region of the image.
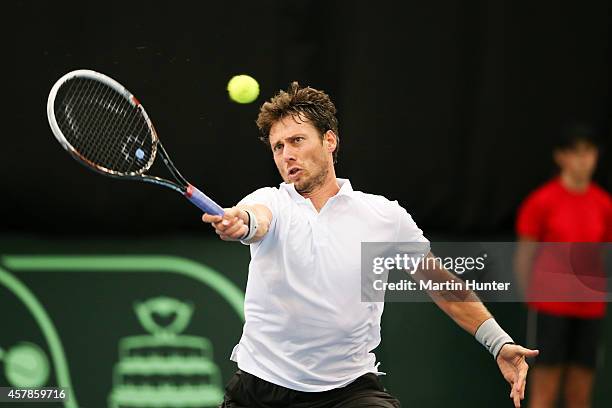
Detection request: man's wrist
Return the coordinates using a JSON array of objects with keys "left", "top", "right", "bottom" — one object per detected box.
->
[
  {"left": 240, "top": 208, "right": 250, "bottom": 225},
  {"left": 240, "top": 208, "right": 259, "bottom": 243},
  {"left": 475, "top": 318, "right": 514, "bottom": 359},
  {"left": 496, "top": 342, "right": 515, "bottom": 361}
]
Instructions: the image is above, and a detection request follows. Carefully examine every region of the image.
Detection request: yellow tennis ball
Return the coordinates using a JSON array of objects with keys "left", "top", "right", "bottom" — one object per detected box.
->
[{"left": 227, "top": 74, "right": 259, "bottom": 104}]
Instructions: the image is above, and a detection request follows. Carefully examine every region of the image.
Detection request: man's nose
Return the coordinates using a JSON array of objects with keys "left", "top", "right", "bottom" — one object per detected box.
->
[{"left": 283, "top": 145, "right": 297, "bottom": 162}]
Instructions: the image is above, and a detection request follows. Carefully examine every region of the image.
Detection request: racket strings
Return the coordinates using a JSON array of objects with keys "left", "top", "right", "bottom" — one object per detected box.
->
[
  {"left": 109, "top": 106, "right": 150, "bottom": 170},
  {"left": 60, "top": 79, "right": 134, "bottom": 169},
  {"left": 94, "top": 87, "right": 134, "bottom": 167},
  {"left": 54, "top": 78, "right": 155, "bottom": 175},
  {"left": 82, "top": 82, "right": 145, "bottom": 171},
  {"left": 77, "top": 82, "right": 116, "bottom": 160}
]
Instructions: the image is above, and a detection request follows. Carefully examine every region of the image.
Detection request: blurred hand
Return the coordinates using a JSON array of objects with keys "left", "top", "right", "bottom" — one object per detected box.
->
[
  {"left": 497, "top": 344, "right": 539, "bottom": 407},
  {"left": 202, "top": 207, "right": 248, "bottom": 241}
]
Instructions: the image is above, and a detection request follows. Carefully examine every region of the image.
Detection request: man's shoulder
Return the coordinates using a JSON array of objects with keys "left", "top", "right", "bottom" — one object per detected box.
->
[
  {"left": 247, "top": 186, "right": 280, "bottom": 196},
  {"left": 349, "top": 189, "right": 402, "bottom": 212},
  {"left": 239, "top": 186, "right": 282, "bottom": 206}
]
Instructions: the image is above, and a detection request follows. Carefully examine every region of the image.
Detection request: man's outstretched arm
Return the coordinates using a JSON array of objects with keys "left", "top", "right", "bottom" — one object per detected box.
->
[
  {"left": 415, "top": 252, "right": 539, "bottom": 407},
  {"left": 202, "top": 204, "right": 272, "bottom": 242}
]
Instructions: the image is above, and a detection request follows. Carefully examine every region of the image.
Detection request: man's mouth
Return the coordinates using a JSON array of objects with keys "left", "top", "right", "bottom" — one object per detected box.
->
[{"left": 287, "top": 167, "right": 302, "bottom": 179}]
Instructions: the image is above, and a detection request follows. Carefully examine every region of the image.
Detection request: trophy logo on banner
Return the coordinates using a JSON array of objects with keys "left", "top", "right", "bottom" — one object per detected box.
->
[{"left": 108, "top": 297, "right": 224, "bottom": 408}]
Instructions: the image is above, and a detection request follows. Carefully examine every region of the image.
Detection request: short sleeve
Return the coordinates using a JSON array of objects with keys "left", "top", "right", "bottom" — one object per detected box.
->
[
  {"left": 394, "top": 205, "right": 430, "bottom": 266},
  {"left": 396, "top": 204, "right": 429, "bottom": 243},
  {"left": 516, "top": 192, "right": 544, "bottom": 240},
  {"left": 238, "top": 187, "right": 278, "bottom": 211}
]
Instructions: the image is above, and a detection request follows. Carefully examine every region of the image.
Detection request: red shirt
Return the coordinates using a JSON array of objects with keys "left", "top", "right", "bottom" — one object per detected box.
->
[{"left": 516, "top": 177, "right": 612, "bottom": 318}]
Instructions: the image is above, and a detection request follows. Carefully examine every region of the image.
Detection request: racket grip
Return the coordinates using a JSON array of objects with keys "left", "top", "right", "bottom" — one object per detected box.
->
[{"left": 185, "top": 185, "right": 224, "bottom": 215}]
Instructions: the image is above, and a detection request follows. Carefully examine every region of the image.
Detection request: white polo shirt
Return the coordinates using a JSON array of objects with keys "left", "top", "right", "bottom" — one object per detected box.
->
[{"left": 230, "top": 178, "right": 429, "bottom": 391}]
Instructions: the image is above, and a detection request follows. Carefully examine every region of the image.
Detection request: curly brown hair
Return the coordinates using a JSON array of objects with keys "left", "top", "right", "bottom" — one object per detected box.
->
[{"left": 256, "top": 82, "right": 340, "bottom": 163}]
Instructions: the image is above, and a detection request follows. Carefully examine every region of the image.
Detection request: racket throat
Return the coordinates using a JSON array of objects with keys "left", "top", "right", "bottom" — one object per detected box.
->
[{"left": 158, "top": 142, "right": 190, "bottom": 186}]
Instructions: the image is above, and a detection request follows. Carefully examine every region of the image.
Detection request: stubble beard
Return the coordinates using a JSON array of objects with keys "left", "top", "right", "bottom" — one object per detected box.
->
[{"left": 295, "top": 164, "right": 329, "bottom": 195}]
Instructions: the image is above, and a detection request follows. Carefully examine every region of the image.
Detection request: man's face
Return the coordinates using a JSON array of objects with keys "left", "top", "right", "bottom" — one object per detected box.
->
[
  {"left": 269, "top": 115, "right": 334, "bottom": 194},
  {"left": 554, "top": 141, "right": 599, "bottom": 182}
]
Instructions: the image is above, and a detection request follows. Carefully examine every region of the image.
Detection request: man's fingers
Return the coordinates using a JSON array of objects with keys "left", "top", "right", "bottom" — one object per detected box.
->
[
  {"left": 516, "top": 361, "right": 528, "bottom": 399},
  {"left": 223, "top": 207, "right": 243, "bottom": 218},
  {"left": 215, "top": 217, "right": 240, "bottom": 232},
  {"left": 203, "top": 206, "right": 250, "bottom": 242},
  {"left": 224, "top": 219, "right": 245, "bottom": 237},
  {"left": 216, "top": 220, "right": 248, "bottom": 241},
  {"left": 513, "top": 391, "right": 521, "bottom": 408},
  {"left": 519, "top": 346, "right": 539, "bottom": 357},
  {"left": 507, "top": 360, "right": 528, "bottom": 404},
  {"left": 514, "top": 379, "right": 524, "bottom": 402},
  {"left": 202, "top": 207, "right": 242, "bottom": 225},
  {"left": 509, "top": 382, "right": 520, "bottom": 407},
  {"left": 509, "top": 386, "right": 520, "bottom": 407},
  {"left": 498, "top": 345, "right": 534, "bottom": 407},
  {"left": 513, "top": 378, "right": 522, "bottom": 395},
  {"left": 202, "top": 213, "right": 223, "bottom": 224},
  {"left": 514, "top": 368, "right": 524, "bottom": 388},
  {"left": 219, "top": 225, "right": 248, "bottom": 241},
  {"left": 240, "top": 224, "right": 248, "bottom": 238},
  {"left": 220, "top": 207, "right": 247, "bottom": 227}
]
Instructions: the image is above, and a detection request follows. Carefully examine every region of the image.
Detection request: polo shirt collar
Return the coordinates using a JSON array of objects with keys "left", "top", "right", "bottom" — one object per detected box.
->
[
  {"left": 280, "top": 178, "right": 353, "bottom": 202},
  {"left": 337, "top": 178, "right": 353, "bottom": 196}
]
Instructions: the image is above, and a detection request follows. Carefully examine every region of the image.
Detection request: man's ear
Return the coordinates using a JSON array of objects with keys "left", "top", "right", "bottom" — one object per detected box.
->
[{"left": 324, "top": 130, "right": 337, "bottom": 153}]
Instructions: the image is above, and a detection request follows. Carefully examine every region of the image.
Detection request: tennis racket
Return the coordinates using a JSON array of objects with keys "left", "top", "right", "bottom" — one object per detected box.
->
[{"left": 47, "top": 69, "right": 224, "bottom": 215}]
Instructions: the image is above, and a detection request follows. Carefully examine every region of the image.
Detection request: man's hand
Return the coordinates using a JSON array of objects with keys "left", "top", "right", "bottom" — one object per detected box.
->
[
  {"left": 496, "top": 344, "right": 539, "bottom": 407},
  {"left": 202, "top": 207, "right": 248, "bottom": 241}
]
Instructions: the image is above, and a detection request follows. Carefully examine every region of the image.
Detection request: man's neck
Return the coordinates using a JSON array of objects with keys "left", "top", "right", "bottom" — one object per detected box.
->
[
  {"left": 301, "top": 170, "right": 340, "bottom": 212},
  {"left": 560, "top": 171, "right": 590, "bottom": 193}
]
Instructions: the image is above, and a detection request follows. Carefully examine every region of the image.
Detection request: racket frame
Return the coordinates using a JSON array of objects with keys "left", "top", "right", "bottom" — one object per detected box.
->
[
  {"left": 47, "top": 69, "right": 225, "bottom": 215},
  {"left": 47, "top": 69, "right": 193, "bottom": 194}
]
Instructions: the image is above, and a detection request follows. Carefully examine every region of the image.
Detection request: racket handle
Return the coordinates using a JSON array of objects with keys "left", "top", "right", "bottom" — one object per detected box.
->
[{"left": 185, "top": 185, "right": 224, "bottom": 215}]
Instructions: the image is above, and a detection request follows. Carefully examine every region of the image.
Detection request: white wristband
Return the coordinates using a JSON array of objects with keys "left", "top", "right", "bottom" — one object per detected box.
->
[
  {"left": 240, "top": 209, "right": 258, "bottom": 243},
  {"left": 475, "top": 318, "right": 514, "bottom": 359}
]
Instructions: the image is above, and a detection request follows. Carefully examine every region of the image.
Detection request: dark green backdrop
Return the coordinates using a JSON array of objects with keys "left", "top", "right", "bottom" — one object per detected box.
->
[{"left": 2, "top": 237, "right": 611, "bottom": 407}]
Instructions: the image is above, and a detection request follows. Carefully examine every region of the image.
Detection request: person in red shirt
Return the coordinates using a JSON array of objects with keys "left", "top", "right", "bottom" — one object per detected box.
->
[{"left": 515, "top": 124, "right": 612, "bottom": 408}]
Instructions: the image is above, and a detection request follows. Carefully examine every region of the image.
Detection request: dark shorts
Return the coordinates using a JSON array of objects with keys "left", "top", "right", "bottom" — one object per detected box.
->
[
  {"left": 219, "top": 370, "right": 401, "bottom": 408},
  {"left": 527, "top": 310, "right": 604, "bottom": 368}
]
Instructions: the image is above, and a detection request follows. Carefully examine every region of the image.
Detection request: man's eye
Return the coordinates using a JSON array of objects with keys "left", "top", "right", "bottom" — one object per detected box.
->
[
  {"left": 273, "top": 145, "right": 282, "bottom": 152},
  {"left": 295, "top": 137, "right": 304, "bottom": 142}
]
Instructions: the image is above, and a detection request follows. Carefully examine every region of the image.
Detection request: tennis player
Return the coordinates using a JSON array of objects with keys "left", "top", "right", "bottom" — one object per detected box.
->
[{"left": 203, "top": 83, "right": 538, "bottom": 407}]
